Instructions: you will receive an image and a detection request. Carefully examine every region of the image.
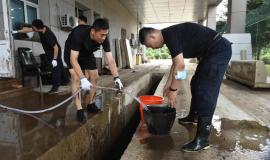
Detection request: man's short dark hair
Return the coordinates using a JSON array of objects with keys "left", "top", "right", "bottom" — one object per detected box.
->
[
  {"left": 92, "top": 18, "right": 109, "bottom": 31},
  {"left": 139, "top": 27, "right": 155, "bottom": 44},
  {"left": 32, "top": 19, "right": 44, "bottom": 29},
  {"left": 79, "top": 15, "right": 87, "bottom": 23}
]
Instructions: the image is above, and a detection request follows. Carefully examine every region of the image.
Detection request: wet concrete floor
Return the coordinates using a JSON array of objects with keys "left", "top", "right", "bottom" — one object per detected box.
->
[
  {"left": 121, "top": 61, "right": 270, "bottom": 160},
  {"left": 0, "top": 89, "right": 110, "bottom": 160},
  {"left": 0, "top": 65, "right": 162, "bottom": 160}
]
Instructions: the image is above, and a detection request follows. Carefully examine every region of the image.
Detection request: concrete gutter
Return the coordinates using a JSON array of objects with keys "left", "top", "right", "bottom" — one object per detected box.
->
[{"left": 38, "top": 66, "right": 165, "bottom": 160}]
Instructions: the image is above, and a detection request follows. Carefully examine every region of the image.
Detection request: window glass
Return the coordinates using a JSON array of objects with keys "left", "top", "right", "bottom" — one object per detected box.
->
[
  {"left": 27, "top": 5, "right": 37, "bottom": 24},
  {"left": 10, "top": 0, "right": 25, "bottom": 30}
]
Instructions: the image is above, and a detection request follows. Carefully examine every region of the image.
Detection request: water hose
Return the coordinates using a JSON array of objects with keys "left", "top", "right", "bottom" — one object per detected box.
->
[{"left": 0, "top": 85, "right": 148, "bottom": 114}]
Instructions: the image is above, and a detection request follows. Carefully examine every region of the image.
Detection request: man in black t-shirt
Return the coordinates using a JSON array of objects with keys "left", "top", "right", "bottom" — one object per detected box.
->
[
  {"left": 64, "top": 18, "right": 123, "bottom": 123},
  {"left": 139, "top": 23, "right": 232, "bottom": 152},
  {"left": 78, "top": 15, "right": 87, "bottom": 25},
  {"left": 13, "top": 19, "right": 64, "bottom": 93}
]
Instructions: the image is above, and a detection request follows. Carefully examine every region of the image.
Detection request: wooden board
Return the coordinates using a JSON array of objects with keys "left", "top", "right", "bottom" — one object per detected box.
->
[
  {"left": 120, "top": 39, "right": 127, "bottom": 68},
  {"left": 120, "top": 39, "right": 134, "bottom": 69},
  {"left": 125, "top": 39, "right": 134, "bottom": 69},
  {"left": 115, "top": 39, "right": 122, "bottom": 68}
]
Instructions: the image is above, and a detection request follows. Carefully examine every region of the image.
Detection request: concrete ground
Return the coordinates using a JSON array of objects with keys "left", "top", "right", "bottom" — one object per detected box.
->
[
  {"left": 121, "top": 60, "right": 270, "bottom": 160},
  {"left": 0, "top": 60, "right": 270, "bottom": 160},
  {"left": 0, "top": 64, "right": 166, "bottom": 160}
]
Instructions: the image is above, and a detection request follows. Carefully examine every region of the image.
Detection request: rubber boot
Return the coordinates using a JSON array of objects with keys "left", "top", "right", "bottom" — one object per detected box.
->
[
  {"left": 182, "top": 117, "right": 212, "bottom": 152},
  {"left": 87, "top": 102, "right": 101, "bottom": 113},
  {"left": 77, "top": 109, "right": 86, "bottom": 123},
  {"left": 178, "top": 103, "right": 198, "bottom": 125}
]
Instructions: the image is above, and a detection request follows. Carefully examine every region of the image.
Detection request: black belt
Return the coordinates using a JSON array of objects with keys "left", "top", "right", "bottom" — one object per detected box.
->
[{"left": 213, "top": 32, "right": 222, "bottom": 42}]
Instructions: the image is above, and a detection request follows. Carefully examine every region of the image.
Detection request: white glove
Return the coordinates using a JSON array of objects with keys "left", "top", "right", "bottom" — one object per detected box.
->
[
  {"left": 12, "top": 30, "right": 19, "bottom": 34},
  {"left": 51, "top": 59, "right": 57, "bottom": 68},
  {"left": 80, "top": 77, "right": 92, "bottom": 91},
  {"left": 114, "top": 77, "right": 124, "bottom": 90}
]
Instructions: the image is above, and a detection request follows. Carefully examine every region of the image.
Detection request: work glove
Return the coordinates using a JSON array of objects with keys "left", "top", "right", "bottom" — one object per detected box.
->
[
  {"left": 114, "top": 77, "right": 124, "bottom": 90},
  {"left": 80, "top": 77, "right": 92, "bottom": 91},
  {"left": 12, "top": 30, "right": 19, "bottom": 34},
  {"left": 51, "top": 59, "right": 57, "bottom": 68}
]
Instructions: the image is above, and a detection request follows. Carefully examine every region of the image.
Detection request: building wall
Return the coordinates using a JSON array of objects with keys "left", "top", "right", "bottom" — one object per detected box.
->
[
  {"left": 0, "top": 1, "right": 5, "bottom": 39},
  {"left": 12, "top": 0, "right": 138, "bottom": 78},
  {"left": 223, "top": 33, "right": 253, "bottom": 60}
]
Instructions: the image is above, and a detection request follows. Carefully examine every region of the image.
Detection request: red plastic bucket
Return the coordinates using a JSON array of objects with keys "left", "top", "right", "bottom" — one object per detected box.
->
[{"left": 139, "top": 95, "right": 164, "bottom": 121}]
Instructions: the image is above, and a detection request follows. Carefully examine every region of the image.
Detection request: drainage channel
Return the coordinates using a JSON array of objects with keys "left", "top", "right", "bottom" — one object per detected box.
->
[{"left": 102, "top": 73, "right": 164, "bottom": 160}]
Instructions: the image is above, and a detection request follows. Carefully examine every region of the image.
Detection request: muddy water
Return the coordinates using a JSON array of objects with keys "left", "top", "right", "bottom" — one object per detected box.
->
[
  {"left": 132, "top": 116, "right": 270, "bottom": 160},
  {"left": 0, "top": 90, "right": 106, "bottom": 160}
]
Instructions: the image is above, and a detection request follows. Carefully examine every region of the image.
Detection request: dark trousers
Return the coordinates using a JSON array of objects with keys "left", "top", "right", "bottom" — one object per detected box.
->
[
  {"left": 51, "top": 57, "right": 63, "bottom": 89},
  {"left": 190, "top": 38, "right": 232, "bottom": 118}
]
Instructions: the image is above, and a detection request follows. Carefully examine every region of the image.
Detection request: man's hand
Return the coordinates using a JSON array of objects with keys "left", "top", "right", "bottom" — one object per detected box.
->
[
  {"left": 80, "top": 77, "right": 92, "bottom": 91},
  {"left": 51, "top": 59, "right": 57, "bottom": 68},
  {"left": 163, "top": 83, "right": 170, "bottom": 97},
  {"left": 167, "top": 90, "right": 177, "bottom": 108},
  {"left": 114, "top": 77, "right": 124, "bottom": 90}
]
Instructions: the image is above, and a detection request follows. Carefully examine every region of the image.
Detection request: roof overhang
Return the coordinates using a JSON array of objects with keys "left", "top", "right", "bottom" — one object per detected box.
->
[{"left": 119, "top": 0, "right": 223, "bottom": 24}]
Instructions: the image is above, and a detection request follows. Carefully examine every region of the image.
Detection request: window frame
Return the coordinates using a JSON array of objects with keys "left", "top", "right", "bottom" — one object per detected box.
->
[
  {"left": 10, "top": 0, "right": 40, "bottom": 26},
  {"left": 23, "top": 0, "right": 40, "bottom": 24}
]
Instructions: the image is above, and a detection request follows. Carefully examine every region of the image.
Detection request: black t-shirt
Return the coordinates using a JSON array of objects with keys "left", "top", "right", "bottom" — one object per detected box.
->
[
  {"left": 64, "top": 25, "right": 111, "bottom": 64},
  {"left": 161, "top": 22, "right": 217, "bottom": 58},
  {"left": 64, "top": 25, "right": 90, "bottom": 63},
  {"left": 38, "top": 26, "right": 61, "bottom": 60}
]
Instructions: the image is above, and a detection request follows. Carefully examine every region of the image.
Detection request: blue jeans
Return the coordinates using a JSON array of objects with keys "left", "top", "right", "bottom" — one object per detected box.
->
[{"left": 190, "top": 38, "right": 232, "bottom": 118}]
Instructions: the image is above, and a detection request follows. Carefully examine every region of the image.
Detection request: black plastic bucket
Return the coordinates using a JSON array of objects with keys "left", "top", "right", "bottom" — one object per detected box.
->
[{"left": 143, "top": 104, "right": 176, "bottom": 135}]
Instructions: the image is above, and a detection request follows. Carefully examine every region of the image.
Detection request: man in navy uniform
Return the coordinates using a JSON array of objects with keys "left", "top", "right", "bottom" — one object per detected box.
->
[{"left": 139, "top": 23, "right": 232, "bottom": 152}]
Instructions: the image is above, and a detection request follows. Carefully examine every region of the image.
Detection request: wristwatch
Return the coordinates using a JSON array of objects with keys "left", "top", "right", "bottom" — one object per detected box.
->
[{"left": 169, "top": 86, "right": 177, "bottom": 91}]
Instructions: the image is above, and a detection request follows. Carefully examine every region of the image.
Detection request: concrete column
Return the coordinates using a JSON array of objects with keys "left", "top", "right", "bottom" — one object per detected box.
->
[
  {"left": 0, "top": 0, "right": 5, "bottom": 39},
  {"left": 227, "top": 0, "right": 247, "bottom": 33},
  {"left": 207, "top": 5, "right": 217, "bottom": 30},
  {"left": 198, "top": 19, "right": 207, "bottom": 26}
]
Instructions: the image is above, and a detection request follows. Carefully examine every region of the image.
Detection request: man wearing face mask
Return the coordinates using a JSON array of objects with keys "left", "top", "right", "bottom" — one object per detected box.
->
[
  {"left": 12, "top": 19, "right": 64, "bottom": 93},
  {"left": 139, "top": 23, "right": 232, "bottom": 152},
  {"left": 64, "top": 18, "right": 123, "bottom": 123}
]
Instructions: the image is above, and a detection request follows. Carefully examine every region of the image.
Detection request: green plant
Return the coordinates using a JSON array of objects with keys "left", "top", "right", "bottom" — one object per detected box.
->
[
  {"left": 153, "top": 52, "right": 160, "bottom": 59},
  {"left": 160, "top": 52, "right": 169, "bottom": 59},
  {"left": 145, "top": 45, "right": 170, "bottom": 59},
  {"left": 259, "top": 45, "right": 270, "bottom": 63}
]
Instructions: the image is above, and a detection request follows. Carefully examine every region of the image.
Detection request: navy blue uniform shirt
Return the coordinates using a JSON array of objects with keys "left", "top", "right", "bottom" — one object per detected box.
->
[{"left": 161, "top": 22, "right": 218, "bottom": 58}]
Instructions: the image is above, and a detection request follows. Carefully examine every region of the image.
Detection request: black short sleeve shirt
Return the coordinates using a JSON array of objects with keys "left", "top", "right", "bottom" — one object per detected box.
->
[
  {"left": 38, "top": 26, "right": 61, "bottom": 60},
  {"left": 64, "top": 25, "right": 111, "bottom": 62},
  {"left": 161, "top": 23, "right": 217, "bottom": 58}
]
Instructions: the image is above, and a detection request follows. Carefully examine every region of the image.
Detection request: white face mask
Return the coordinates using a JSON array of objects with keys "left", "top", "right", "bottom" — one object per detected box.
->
[
  {"left": 26, "top": 32, "right": 34, "bottom": 39},
  {"left": 175, "top": 70, "right": 187, "bottom": 80}
]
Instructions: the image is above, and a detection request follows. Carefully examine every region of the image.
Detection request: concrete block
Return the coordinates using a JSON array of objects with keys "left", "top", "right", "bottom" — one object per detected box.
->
[{"left": 226, "top": 60, "right": 270, "bottom": 88}]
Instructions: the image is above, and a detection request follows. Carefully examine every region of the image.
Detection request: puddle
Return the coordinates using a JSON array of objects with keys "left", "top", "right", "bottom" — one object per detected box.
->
[
  {"left": 211, "top": 116, "right": 270, "bottom": 152},
  {"left": 133, "top": 116, "right": 270, "bottom": 160}
]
